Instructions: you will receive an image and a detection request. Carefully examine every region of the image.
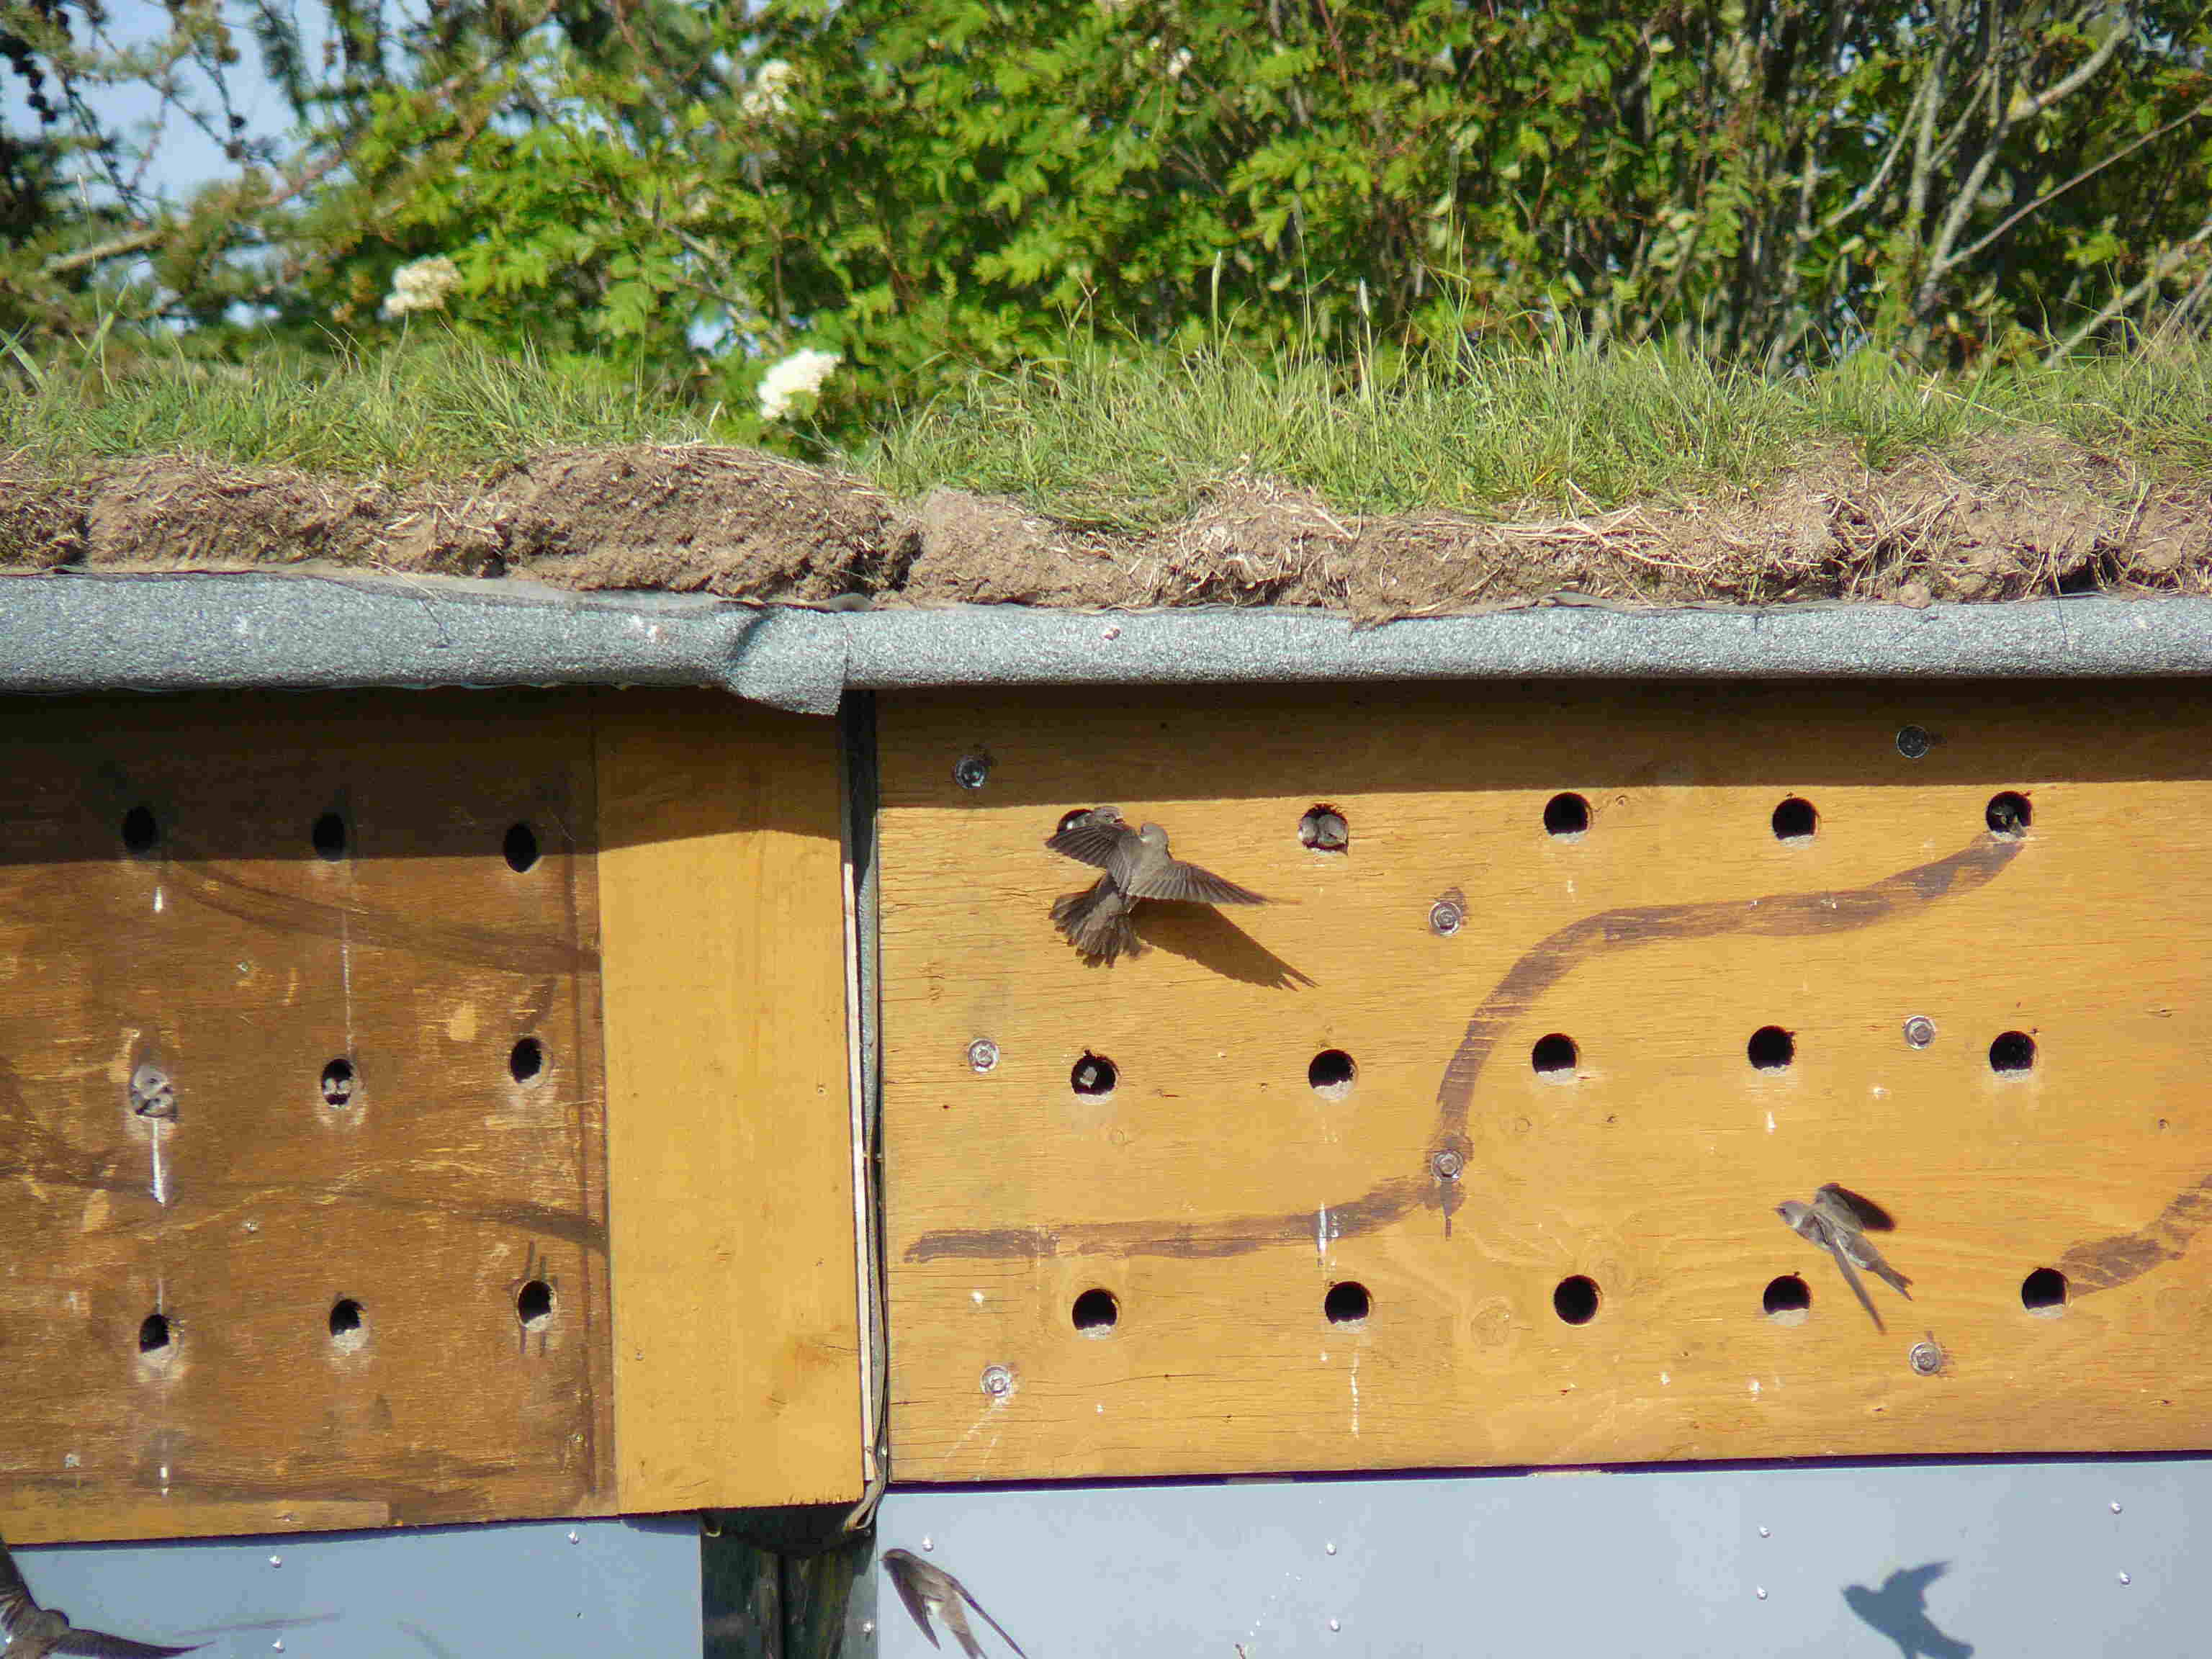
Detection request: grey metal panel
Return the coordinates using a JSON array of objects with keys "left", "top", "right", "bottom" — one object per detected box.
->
[
  {"left": 866, "top": 1460, "right": 2203, "bottom": 1658},
  {"left": 6, "top": 574, "right": 2212, "bottom": 716},
  {"left": 12, "top": 1516, "right": 700, "bottom": 1658}
]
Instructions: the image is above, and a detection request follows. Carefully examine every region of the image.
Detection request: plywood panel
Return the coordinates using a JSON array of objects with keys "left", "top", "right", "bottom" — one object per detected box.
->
[
  {"left": 598, "top": 691, "right": 862, "bottom": 1512},
  {"left": 0, "top": 691, "right": 613, "bottom": 1543},
  {"left": 879, "top": 680, "right": 2212, "bottom": 1482}
]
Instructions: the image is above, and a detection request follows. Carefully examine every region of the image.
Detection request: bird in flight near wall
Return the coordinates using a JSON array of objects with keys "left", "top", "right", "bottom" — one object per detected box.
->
[{"left": 1045, "top": 807, "right": 1269, "bottom": 962}]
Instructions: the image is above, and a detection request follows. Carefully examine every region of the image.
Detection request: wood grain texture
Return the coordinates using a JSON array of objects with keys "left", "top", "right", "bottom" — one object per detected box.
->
[
  {"left": 0, "top": 691, "right": 613, "bottom": 1544},
  {"left": 878, "top": 681, "right": 2212, "bottom": 1482},
  {"left": 598, "top": 691, "right": 863, "bottom": 1513}
]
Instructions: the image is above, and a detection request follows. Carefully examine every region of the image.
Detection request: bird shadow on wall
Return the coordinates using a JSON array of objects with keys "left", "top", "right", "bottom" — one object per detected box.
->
[
  {"left": 1130, "top": 903, "right": 1314, "bottom": 989},
  {"left": 1843, "top": 1561, "right": 1974, "bottom": 1659}
]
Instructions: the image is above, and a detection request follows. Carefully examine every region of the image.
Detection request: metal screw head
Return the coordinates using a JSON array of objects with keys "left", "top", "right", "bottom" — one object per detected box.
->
[
  {"left": 953, "top": 752, "right": 991, "bottom": 790},
  {"left": 966, "top": 1038, "right": 1000, "bottom": 1074},
  {"left": 1903, "top": 1016, "right": 1938, "bottom": 1050},
  {"left": 1908, "top": 1340, "right": 1944, "bottom": 1376},
  {"left": 1430, "top": 1149, "right": 1464, "bottom": 1181},
  {"left": 979, "top": 1364, "right": 1013, "bottom": 1398},
  {"left": 1895, "top": 724, "right": 1933, "bottom": 759},
  {"left": 1428, "top": 899, "right": 1463, "bottom": 936},
  {"left": 2118, "top": 1572, "right": 2132, "bottom": 1586}
]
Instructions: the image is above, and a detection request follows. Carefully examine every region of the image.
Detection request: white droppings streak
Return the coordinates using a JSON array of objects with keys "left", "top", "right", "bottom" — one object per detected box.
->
[
  {"left": 1349, "top": 1352, "right": 1362, "bottom": 1436},
  {"left": 1765, "top": 1111, "right": 1776, "bottom": 1133},
  {"left": 1660, "top": 1372, "right": 1671, "bottom": 1386},
  {"left": 1748, "top": 1377, "right": 1762, "bottom": 1395},
  {"left": 152, "top": 886, "right": 164, "bottom": 914},
  {"left": 971, "top": 1290, "right": 985, "bottom": 1305},
  {"left": 149, "top": 1123, "right": 166, "bottom": 1207},
  {"left": 1316, "top": 1208, "right": 1328, "bottom": 1264}
]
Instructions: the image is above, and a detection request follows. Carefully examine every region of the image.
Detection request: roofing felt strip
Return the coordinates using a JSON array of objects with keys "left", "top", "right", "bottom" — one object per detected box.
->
[{"left": 4, "top": 573, "right": 2212, "bottom": 716}]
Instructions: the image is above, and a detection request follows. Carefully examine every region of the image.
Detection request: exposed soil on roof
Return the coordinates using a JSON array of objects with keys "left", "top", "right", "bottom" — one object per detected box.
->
[{"left": 3, "top": 429, "right": 2206, "bottom": 617}]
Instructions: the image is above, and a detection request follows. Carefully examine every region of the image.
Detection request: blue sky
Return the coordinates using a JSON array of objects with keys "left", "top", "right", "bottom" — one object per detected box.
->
[{"left": 5, "top": 0, "right": 330, "bottom": 204}]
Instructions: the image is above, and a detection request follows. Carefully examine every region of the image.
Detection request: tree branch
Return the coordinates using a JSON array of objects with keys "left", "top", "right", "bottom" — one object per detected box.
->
[
  {"left": 1946, "top": 94, "right": 2212, "bottom": 271},
  {"left": 2044, "top": 210, "right": 2212, "bottom": 359}
]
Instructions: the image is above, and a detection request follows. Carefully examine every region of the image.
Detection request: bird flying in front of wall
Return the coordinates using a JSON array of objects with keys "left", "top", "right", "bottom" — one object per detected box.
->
[
  {"left": 0, "top": 1532, "right": 202, "bottom": 1658},
  {"left": 881, "top": 1547, "right": 1028, "bottom": 1659},
  {"left": 1776, "top": 1183, "right": 1913, "bottom": 1331},
  {"left": 1045, "top": 807, "right": 1268, "bottom": 962}
]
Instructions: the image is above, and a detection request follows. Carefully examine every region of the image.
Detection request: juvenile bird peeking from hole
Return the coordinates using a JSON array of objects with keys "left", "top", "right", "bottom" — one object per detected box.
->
[{"left": 1046, "top": 807, "right": 1269, "bottom": 962}]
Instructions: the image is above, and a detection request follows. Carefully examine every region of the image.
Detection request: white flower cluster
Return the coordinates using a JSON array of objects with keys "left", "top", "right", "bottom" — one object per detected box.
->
[
  {"left": 379, "top": 255, "right": 462, "bottom": 320},
  {"left": 757, "top": 348, "right": 841, "bottom": 422},
  {"left": 741, "top": 59, "right": 796, "bottom": 120}
]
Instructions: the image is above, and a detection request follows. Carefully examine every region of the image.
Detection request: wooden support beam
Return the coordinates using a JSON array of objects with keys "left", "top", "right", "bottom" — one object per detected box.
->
[{"left": 599, "top": 691, "right": 863, "bottom": 1515}]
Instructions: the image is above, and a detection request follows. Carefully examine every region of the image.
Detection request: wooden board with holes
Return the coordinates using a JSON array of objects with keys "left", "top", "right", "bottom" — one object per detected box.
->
[
  {"left": 597, "top": 690, "right": 864, "bottom": 1515},
  {"left": 0, "top": 685, "right": 864, "bottom": 1542},
  {"left": 0, "top": 690, "right": 613, "bottom": 1542},
  {"left": 878, "top": 680, "right": 2212, "bottom": 1483}
]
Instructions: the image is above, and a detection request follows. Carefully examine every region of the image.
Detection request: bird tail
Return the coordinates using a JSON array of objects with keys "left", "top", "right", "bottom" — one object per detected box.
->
[{"left": 1051, "top": 879, "right": 1141, "bottom": 962}]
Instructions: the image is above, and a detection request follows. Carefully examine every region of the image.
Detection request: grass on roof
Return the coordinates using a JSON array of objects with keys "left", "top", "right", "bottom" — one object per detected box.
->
[{"left": 5, "top": 324, "right": 2208, "bottom": 524}]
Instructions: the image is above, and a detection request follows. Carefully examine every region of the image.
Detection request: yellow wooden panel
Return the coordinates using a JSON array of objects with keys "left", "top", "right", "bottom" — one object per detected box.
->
[
  {"left": 598, "top": 690, "right": 863, "bottom": 1511},
  {"left": 880, "top": 681, "right": 2212, "bottom": 1481},
  {"left": 0, "top": 691, "right": 613, "bottom": 1542}
]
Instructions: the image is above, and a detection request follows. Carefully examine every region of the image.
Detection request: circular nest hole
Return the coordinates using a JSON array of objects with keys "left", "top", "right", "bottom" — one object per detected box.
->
[
  {"left": 1298, "top": 805, "right": 1349, "bottom": 853},
  {"left": 312, "top": 811, "right": 349, "bottom": 861},
  {"left": 1543, "top": 793, "right": 1591, "bottom": 838},
  {"left": 510, "top": 1037, "right": 546, "bottom": 1085},
  {"left": 1552, "top": 1275, "right": 1601, "bottom": 1326},
  {"left": 2021, "top": 1267, "right": 2068, "bottom": 1316},
  {"left": 1531, "top": 1033, "right": 1578, "bottom": 1079},
  {"left": 1071, "top": 1289, "right": 1119, "bottom": 1336},
  {"left": 1989, "top": 1031, "right": 2036, "bottom": 1076},
  {"left": 320, "top": 1057, "right": 356, "bottom": 1107},
  {"left": 121, "top": 804, "right": 161, "bottom": 856},
  {"left": 1987, "top": 791, "right": 2032, "bottom": 837},
  {"left": 328, "top": 1298, "right": 367, "bottom": 1351},
  {"left": 1747, "top": 1025, "right": 1796, "bottom": 1072},
  {"left": 1308, "top": 1048, "right": 1356, "bottom": 1100},
  {"left": 1763, "top": 1274, "right": 1811, "bottom": 1324},
  {"left": 1071, "top": 1052, "right": 1117, "bottom": 1097},
  {"left": 1323, "top": 1282, "right": 1371, "bottom": 1326},
  {"left": 138, "top": 1311, "right": 173, "bottom": 1357},
  {"left": 504, "top": 822, "right": 541, "bottom": 872},
  {"left": 1771, "top": 796, "right": 1818, "bottom": 842},
  {"left": 516, "top": 1280, "right": 555, "bottom": 1330}
]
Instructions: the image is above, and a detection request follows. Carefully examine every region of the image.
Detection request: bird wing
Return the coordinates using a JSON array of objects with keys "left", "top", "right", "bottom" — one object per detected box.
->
[
  {"left": 53, "top": 1634, "right": 202, "bottom": 1658},
  {"left": 1825, "top": 1238, "right": 1886, "bottom": 1331},
  {"left": 883, "top": 1557, "right": 945, "bottom": 1651},
  {"left": 936, "top": 1594, "right": 989, "bottom": 1659},
  {"left": 1815, "top": 1183, "right": 1896, "bottom": 1232},
  {"left": 954, "top": 1580, "right": 1029, "bottom": 1659},
  {"left": 1044, "top": 815, "right": 1128, "bottom": 868},
  {"left": 0, "top": 1539, "right": 42, "bottom": 1637},
  {"left": 1126, "top": 858, "right": 1267, "bottom": 904}
]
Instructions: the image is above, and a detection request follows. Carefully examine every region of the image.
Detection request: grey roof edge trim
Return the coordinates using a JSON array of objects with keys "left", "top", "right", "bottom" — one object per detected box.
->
[{"left": 4, "top": 574, "right": 2211, "bottom": 716}]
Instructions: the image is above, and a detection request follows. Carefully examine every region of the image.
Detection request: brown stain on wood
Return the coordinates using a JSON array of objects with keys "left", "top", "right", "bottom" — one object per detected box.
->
[
  {"left": 907, "top": 836, "right": 2023, "bottom": 1264},
  {"left": 876, "top": 680, "right": 2212, "bottom": 1481}
]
